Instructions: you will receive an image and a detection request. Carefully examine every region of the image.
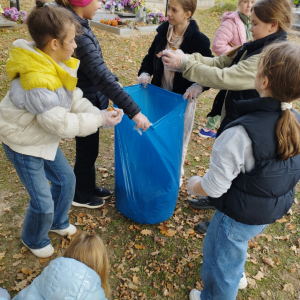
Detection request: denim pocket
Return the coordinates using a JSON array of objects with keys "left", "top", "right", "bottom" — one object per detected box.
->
[{"left": 228, "top": 219, "right": 267, "bottom": 243}]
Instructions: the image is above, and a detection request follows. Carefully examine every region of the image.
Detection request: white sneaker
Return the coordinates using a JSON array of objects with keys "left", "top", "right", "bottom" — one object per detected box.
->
[
  {"left": 50, "top": 224, "right": 77, "bottom": 236},
  {"left": 189, "top": 289, "right": 201, "bottom": 300},
  {"left": 239, "top": 272, "right": 248, "bottom": 289},
  {"left": 22, "top": 241, "right": 54, "bottom": 258}
]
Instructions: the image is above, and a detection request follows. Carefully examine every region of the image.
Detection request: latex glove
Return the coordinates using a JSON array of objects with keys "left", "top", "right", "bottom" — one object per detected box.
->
[
  {"left": 184, "top": 83, "right": 203, "bottom": 101},
  {"left": 100, "top": 108, "right": 124, "bottom": 129},
  {"left": 187, "top": 176, "right": 202, "bottom": 195},
  {"left": 138, "top": 72, "right": 151, "bottom": 88},
  {"left": 132, "top": 112, "right": 151, "bottom": 133},
  {"left": 162, "top": 49, "right": 188, "bottom": 72}
]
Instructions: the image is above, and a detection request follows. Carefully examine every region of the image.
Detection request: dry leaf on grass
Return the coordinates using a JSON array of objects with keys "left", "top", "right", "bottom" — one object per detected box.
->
[
  {"left": 283, "top": 283, "right": 294, "bottom": 293},
  {"left": 247, "top": 277, "right": 257, "bottom": 287},
  {"left": 39, "top": 257, "right": 50, "bottom": 264},
  {"left": 276, "top": 217, "right": 288, "bottom": 223},
  {"left": 253, "top": 271, "right": 265, "bottom": 281},
  {"left": 0, "top": 252, "right": 6, "bottom": 260},
  {"left": 165, "top": 229, "right": 177, "bottom": 237},
  {"left": 134, "top": 244, "right": 145, "bottom": 250},
  {"left": 140, "top": 229, "right": 152, "bottom": 236},
  {"left": 130, "top": 267, "right": 140, "bottom": 272},
  {"left": 132, "top": 275, "right": 139, "bottom": 284},
  {"left": 13, "top": 254, "right": 24, "bottom": 259},
  {"left": 151, "top": 250, "right": 160, "bottom": 256},
  {"left": 14, "top": 280, "right": 28, "bottom": 291},
  {"left": 262, "top": 258, "right": 274, "bottom": 267}
]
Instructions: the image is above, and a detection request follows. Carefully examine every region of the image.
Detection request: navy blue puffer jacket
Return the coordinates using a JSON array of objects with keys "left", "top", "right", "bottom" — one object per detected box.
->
[{"left": 71, "top": 10, "right": 140, "bottom": 119}]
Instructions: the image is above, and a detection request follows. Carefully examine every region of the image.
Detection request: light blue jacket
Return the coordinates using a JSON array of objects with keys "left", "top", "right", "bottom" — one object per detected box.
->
[{"left": 13, "top": 257, "right": 108, "bottom": 300}]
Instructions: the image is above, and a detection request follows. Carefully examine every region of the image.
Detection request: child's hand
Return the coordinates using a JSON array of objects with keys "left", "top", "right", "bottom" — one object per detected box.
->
[
  {"left": 100, "top": 108, "right": 124, "bottom": 129},
  {"left": 187, "top": 176, "right": 202, "bottom": 195},
  {"left": 162, "top": 49, "right": 188, "bottom": 72},
  {"left": 184, "top": 83, "right": 203, "bottom": 101},
  {"left": 132, "top": 112, "right": 152, "bottom": 132},
  {"left": 138, "top": 73, "right": 151, "bottom": 88}
]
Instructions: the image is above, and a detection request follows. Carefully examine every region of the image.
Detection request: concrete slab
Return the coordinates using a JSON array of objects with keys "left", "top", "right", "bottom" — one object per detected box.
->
[
  {"left": 90, "top": 21, "right": 158, "bottom": 35},
  {"left": 0, "top": 15, "right": 16, "bottom": 28}
]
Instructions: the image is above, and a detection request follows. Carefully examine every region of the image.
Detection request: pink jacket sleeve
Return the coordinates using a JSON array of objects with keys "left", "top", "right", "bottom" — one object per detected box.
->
[{"left": 212, "top": 19, "right": 235, "bottom": 56}]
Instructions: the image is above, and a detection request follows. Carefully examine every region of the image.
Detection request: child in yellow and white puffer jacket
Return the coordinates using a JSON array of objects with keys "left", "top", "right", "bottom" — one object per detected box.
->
[{"left": 0, "top": 2, "right": 123, "bottom": 259}]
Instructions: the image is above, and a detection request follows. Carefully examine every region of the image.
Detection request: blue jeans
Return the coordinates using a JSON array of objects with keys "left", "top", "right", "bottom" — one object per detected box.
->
[
  {"left": 2, "top": 144, "right": 75, "bottom": 249},
  {"left": 200, "top": 210, "right": 268, "bottom": 300}
]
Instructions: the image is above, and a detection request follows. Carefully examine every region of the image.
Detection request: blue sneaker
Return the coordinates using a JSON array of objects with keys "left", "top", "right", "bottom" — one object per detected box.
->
[{"left": 199, "top": 128, "right": 217, "bottom": 138}]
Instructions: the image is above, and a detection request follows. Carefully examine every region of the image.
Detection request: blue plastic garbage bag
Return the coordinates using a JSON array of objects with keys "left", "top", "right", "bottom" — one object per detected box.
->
[{"left": 114, "top": 84, "right": 187, "bottom": 224}]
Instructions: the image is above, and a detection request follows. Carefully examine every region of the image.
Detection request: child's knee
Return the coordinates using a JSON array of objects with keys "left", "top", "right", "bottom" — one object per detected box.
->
[{"left": 0, "top": 288, "right": 11, "bottom": 300}]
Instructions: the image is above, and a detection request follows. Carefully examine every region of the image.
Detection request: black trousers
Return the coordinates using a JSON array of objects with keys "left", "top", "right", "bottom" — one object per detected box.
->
[{"left": 73, "top": 129, "right": 99, "bottom": 203}]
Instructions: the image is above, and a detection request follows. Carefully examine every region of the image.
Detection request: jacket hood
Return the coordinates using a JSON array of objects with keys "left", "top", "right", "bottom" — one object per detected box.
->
[
  {"left": 221, "top": 10, "right": 240, "bottom": 22},
  {"left": 14, "top": 257, "right": 107, "bottom": 300},
  {"left": 6, "top": 39, "right": 79, "bottom": 92}
]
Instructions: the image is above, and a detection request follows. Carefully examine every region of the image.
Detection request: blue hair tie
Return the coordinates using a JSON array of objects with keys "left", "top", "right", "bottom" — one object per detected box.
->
[{"left": 43, "top": 3, "right": 49, "bottom": 6}]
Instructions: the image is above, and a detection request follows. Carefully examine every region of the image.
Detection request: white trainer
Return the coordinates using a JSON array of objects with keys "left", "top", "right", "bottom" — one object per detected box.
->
[
  {"left": 22, "top": 241, "right": 54, "bottom": 258},
  {"left": 50, "top": 224, "right": 77, "bottom": 236},
  {"left": 189, "top": 289, "right": 201, "bottom": 300},
  {"left": 239, "top": 272, "right": 248, "bottom": 289}
]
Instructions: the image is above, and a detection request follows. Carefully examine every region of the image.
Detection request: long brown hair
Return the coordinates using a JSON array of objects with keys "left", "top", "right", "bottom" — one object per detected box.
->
[
  {"left": 64, "top": 231, "right": 111, "bottom": 298},
  {"left": 258, "top": 41, "right": 300, "bottom": 160},
  {"left": 174, "top": 0, "right": 200, "bottom": 29},
  {"left": 55, "top": 0, "right": 76, "bottom": 10},
  {"left": 26, "top": 0, "right": 81, "bottom": 50},
  {"left": 226, "top": 0, "right": 292, "bottom": 57}
]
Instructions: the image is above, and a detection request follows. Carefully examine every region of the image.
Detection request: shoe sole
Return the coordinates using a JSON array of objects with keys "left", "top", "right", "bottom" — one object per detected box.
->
[
  {"left": 189, "top": 204, "right": 216, "bottom": 210},
  {"left": 97, "top": 194, "right": 112, "bottom": 200},
  {"left": 72, "top": 200, "right": 105, "bottom": 209},
  {"left": 198, "top": 133, "right": 215, "bottom": 139},
  {"left": 194, "top": 226, "right": 207, "bottom": 234}
]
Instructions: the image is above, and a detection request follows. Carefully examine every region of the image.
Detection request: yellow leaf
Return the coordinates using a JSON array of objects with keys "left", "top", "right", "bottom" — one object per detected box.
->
[
  {"left": 165, "top": 229, "right": 176, "bottom": 237},
  {"left": 134, "top": 244, "right": 146, "bottom": 250}
]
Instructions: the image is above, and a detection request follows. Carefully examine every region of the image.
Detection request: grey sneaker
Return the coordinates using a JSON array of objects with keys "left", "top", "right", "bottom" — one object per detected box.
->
[{"left": 189, "top": 195, "right": 215, "bottom": 210}]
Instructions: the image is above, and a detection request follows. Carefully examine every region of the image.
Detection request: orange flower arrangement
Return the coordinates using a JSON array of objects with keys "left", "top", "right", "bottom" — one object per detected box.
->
[
  {"left": 111, "top": 19, "right": 118, "bottom": 27},
  {"left": 105, "top": 19, "right": 112, "bottom": 25},
  {"left": 100, "top": 19, "right": 105, "bottom": 23}
]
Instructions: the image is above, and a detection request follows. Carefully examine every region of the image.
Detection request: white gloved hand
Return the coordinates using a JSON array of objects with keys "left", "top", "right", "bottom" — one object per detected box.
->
[
  {"left": 132, "top": 112, "right": 152, "bottom": 132},
  {"left": 184, "top": 83, "right": 203, "bottom": 101},
  {"left": 138, "top": 72, "right": 151, "bottom": 88},
  {"left": 187, "top": 176, "right": 202, "bottom": 195},
  {"left": 162, "top": 49, "right": 188, "bottom": 72},
  {"left": 100, "top": 108, "right": 124, "bottom": 129}
]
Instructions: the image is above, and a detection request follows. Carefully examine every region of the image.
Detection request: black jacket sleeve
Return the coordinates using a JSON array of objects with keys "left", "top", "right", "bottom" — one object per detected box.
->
[
  {"left": 76, "top": 34, "right": 140, "bottom": 119},
  {"left": 138, "top": 34, "right": 159, "bottom": 76}
]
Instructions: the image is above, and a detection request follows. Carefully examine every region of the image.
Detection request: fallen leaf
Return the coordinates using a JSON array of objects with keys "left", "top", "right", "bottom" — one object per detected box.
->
[
  {"left": 286, "top": 223, "right": 296, "bottom": 230},
  {"left": 165, "top": 229, "right": 176, "bottom": 237},
  {"left": 13, "top": 254, "right": 24, "bottom": 259},
  {"left": 294, "top": 198, "right": 299, "bottom": 204},
  {"left": 130, "top": 267, "right": 140, "bottom": 272},
  {"left": 149, "top": 291, "right": 156, "bottom": 296},
  {"left": 39, "top": 257, "right": 50, "bottom": 264},
  {"left": 134, "top": 244, "right": 146, "bottom": 250},
  {"left": 21, "top": 268, "right": 33, "bottom": 276},
  {"left": 276, "top": 217, "right": 288, "bottom": 223},
  {"left": 140, "top": 229, "right": 152, "bottom": 236},
  {"left": 12, "top": 261, "right": 21, "bottom": 267},
  {"left": 133, "top": 275, "right": 139, "bottom": 284},
  {"left": 14, "top": 280, "right": 27, "bottom": 291},
  {"left": 283, "top": 283, "right": 294, "bottom": 293},
  {"left": 151, "top": 250, "right": 160, "bottom": 256},
  {"left": 247, "top": 277, "right": 257, "bottom": 287},
  {"left": 253, "top": 271, "right": 265, "bottom": 281},
  {"left": 128, "top": 282, "right": 138, "bottom": 290},
  {"left": 0, "top": 252, "right": 6, "bottom": 260},
  {"left": 163, "top": 288, "right": 169, "bottom": 296},
  {"left": 262, "top": 258, "right": 274, "bottom": 267}
]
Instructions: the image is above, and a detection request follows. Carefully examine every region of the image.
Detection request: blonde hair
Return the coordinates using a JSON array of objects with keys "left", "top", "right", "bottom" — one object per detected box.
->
[
  {"left": 63, "top": 231, "right": 111, "bottom": 298},
  {"left": 258, "top": 41, "right": 300, "bottom": 160},
  {"left": 226, "top": 0, "right": 292, "bottom": 57}
]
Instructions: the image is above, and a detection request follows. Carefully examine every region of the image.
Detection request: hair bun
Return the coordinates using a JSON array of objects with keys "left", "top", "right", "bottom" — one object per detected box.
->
[{"left": 36, "top": 0, "right": 49, "bottom": 8}]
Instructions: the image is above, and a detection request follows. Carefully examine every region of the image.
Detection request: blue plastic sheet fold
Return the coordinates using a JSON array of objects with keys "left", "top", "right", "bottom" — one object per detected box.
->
[{"left": 114, "top": 84, "right": 187, "bottom": 224}]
